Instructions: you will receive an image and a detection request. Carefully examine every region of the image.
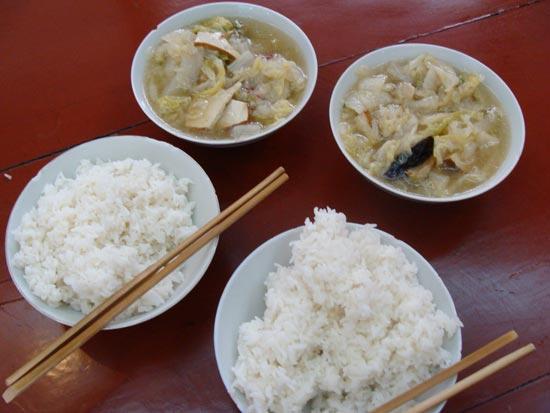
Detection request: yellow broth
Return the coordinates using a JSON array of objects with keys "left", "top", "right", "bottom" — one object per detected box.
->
[
  {"left": 341, "top": 57, "right": 510, "bottom": 197},
  {"left": 145, "top": 17, "right": 306, "bottom": 140}
]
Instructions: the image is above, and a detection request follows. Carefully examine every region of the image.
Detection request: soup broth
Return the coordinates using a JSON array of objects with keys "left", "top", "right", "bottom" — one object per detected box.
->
[
  {"left": 145, "top": 17, "right": 307, "bottom": 140},
  {"left": 340, "top": 54, "right": 509, "bottom": 197}
]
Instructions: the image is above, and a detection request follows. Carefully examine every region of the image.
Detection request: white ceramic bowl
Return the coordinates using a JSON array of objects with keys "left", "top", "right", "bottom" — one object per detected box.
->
[
  {"left": 131, "top": 2, "right": 318, "bottom": 147},
  {"left": 329, "top": 43, "right": 525, "bottom": 202},
  {"left": 5, "top": 136, "right": 220, "bottom": 329},
  {"left": 214, "top": 224, "right": 462, "bottom": 413}
]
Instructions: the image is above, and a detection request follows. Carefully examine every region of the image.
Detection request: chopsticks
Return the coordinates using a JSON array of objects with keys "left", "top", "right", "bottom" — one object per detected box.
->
[
  {"left": 405, "top": 343, "right": 535, "bottom": 413},
  {"left": 3, "top": 167, "right": 289, "bottom": 403},
  {"left": 372, "top": 330, "right": 535, "bottom": 413}
]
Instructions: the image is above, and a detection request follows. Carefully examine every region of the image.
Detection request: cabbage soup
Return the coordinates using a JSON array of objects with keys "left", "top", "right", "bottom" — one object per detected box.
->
[
  {"left": 339, "top": 54, "right": 509, "bottom": 197},
  {"left": 145, "top": 17, "right": 307, "bottom": 140}
]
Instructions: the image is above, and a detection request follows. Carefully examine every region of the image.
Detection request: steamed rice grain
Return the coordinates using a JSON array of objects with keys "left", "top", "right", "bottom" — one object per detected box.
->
[
  {"left": 13, "top": 158, "right": 196, "bottom": 318},
  {"left": 233, "top": 208, "right": 460, "bottom": 412}
]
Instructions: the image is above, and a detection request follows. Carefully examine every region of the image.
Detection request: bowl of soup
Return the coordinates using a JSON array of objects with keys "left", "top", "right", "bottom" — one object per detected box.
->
[
  {"left": 329, "top": 43, "right": 525, "bottom": 202},
  {"left": 132, "top": 2, "right": 318, "bottom": 147}
]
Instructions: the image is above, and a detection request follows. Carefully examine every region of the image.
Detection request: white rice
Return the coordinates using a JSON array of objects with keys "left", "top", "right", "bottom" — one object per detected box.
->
[
  {"left": 13, "top": 158, "right": 196, "bottom": 318},
  {"left": 233, "top": 208, "right": 460, "bottom": 413}
]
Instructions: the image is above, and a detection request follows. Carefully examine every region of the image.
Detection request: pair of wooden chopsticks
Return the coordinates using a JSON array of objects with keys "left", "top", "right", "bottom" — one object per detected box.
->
[
  {"left": 372, "top": 330, "right": 535, "bottom": 413},
  {"left": 2, "top": 167, "right": 289, "bottom": 404}
]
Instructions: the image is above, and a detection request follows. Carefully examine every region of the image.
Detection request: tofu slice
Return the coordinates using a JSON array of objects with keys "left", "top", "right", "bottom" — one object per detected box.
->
[
  {"left": 406, "top": 157, "right": 435, "bottom": 182},
  {"left": 217, "top": 100, "right": 248, "bottom": 129},
  {"left": 185, "top": 82, "right": 241, "bottom": 129},
  {"left": 194, "top": 32, "right": 240, "bottom": 60}
]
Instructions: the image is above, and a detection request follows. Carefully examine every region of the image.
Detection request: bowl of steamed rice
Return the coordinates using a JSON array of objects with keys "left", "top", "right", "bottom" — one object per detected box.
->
[
  {"left": 214, "top": 208, "right": 462, "bottom": 413},
  {"left": 5, "top": 136, "right": 219, "bottom": 329}
]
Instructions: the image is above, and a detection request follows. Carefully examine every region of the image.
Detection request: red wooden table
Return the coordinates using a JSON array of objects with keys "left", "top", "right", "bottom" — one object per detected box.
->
[{"left": 1, "top": 1, "right": 549, "bottom": 412}]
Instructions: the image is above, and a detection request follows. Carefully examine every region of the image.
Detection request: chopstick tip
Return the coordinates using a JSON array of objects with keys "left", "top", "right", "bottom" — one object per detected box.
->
[
  {"left": 4, "top": 375, "right": 16, "bottom": 387},
  {"left": 2, "top": 386, "right": 16, "bottom": 404}
]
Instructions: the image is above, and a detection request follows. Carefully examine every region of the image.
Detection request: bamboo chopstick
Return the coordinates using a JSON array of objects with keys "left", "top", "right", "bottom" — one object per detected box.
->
[
  {"left": 5, "top": 166, "right": 286, "bottom": 388},
  {"left": 371, "top": 330, "right": 518, "bottom": 413},
  {"left": 3, "top": 168, "right": 288, "bottom": 403},
  {"left": 405, "top": 343, "right": 536, "bottom": 413}
]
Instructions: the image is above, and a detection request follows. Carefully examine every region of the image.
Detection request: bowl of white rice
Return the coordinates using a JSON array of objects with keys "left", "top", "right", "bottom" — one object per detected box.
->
[
  {"left": 214, "top": 208, "right": 461, "bottom": 412},
  {"left": 5, "top": 135, "right": 219, "bottom": 329}
]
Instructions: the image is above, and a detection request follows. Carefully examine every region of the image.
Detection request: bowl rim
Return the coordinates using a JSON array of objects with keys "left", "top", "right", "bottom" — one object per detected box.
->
[
  {"left": 5, "top": 135, "right": 220, "bottom": 329},
  {"left": 329, "top": 42, "right": 526, "bottom": 203},
  {"left": 131, "top": 1, "right": 318, "bottom": 147},
  {"left": 213, "top": 222, "right": 462, "bottom": 412}
]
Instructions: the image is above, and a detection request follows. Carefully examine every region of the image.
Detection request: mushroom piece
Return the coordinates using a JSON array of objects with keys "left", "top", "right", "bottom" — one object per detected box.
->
[
  {"left": 384, "top": 136, "right": 434, "bottom": 180},
  {"left": 217, "top": 100, "right": 248, "bottom": 129},
  {"left": 185, "top": 82, "right": 241, "bottom": 129},
  {"left": 441, "top": 158, "right": 461, "bottom": 172},
  {"left": 194, "top": 32, "right": 240, "bottom": 60}
]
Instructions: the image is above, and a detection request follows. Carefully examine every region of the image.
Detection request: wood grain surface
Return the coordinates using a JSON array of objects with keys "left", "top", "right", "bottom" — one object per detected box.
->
[{"left": 1, "top": 1, "right": 549, "bottom": 412}]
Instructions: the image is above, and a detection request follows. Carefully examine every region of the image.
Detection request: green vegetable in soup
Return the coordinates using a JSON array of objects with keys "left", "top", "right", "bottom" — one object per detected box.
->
[
  {"left": 144, "top": 16, "right": 307, "bottom": 140},
  {"left": 340, "top": 54, "right": 509, "bottom": 197}
]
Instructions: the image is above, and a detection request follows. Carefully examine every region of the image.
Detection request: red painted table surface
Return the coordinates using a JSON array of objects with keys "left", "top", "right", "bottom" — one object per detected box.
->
[{"left": 1, "top": 1, "right": 549, "bottom": 412}]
